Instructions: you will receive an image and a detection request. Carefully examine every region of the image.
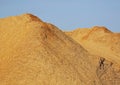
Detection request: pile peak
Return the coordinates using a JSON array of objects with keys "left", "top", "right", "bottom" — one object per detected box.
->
[
  {"left": 91, "top": 26, "right": 112, "bottom": 33},
  {"left": 19, "top": 13, "right": 43, "bottom": 22}
]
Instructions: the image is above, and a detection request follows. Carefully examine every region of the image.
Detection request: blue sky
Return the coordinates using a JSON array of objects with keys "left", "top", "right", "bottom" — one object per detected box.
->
[{"left": 0, "top": 0, "right": 120, "bottom": 32}]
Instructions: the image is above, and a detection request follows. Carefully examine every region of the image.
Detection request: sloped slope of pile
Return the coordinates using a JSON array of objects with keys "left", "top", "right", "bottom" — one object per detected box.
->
[
  {"left": 0, "top": 14, "right": 100, "bottom": 85},
  {"left": 65, "top": 26, "right": 120, "bottom": 85}
]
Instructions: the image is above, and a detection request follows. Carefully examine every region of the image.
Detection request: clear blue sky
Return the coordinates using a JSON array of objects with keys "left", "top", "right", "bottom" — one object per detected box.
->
[{"left": 0, "top": 0, "right": 120, "bottom": 32}]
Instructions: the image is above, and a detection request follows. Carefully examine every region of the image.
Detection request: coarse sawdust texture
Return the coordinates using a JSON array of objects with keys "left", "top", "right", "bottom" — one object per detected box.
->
[
  {"left": 65, "top": 26, "right": 120, "bottom": 85},
  {"left": 0, "top": 14, "right": 101, "bottom": 85}
]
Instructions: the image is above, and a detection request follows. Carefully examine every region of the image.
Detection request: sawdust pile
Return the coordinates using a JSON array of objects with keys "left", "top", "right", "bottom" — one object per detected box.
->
[
  {"left": 0, "top": 13, "right": 120, "bottom": 85},
  {"left": 0, "top": 14, "right": 100, "bottom": 85},
  {"left": 66, "top": 26, "right": 120, "bottom": 85}
]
